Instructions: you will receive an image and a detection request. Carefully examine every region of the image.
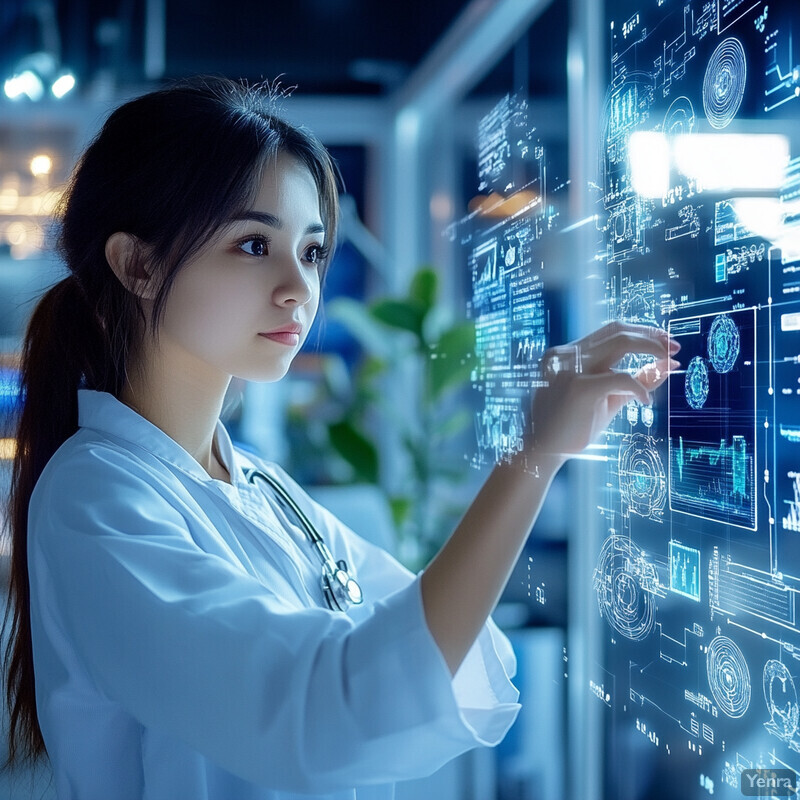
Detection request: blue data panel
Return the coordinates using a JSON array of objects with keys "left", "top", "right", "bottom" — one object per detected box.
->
[
  {"left": 459, "top": 93, "right": 563, "bottom": 476},
  {"left": 594, "top": 1, "right": 800, "bottom": 797},
  {"left": 671, "top": 541, "right": 702, "bottom": 601}
]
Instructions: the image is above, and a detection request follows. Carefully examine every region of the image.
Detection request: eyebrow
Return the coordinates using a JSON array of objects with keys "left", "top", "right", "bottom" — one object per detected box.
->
[{"left": 229, "top": 211, "right": 325, "bottom": 236}]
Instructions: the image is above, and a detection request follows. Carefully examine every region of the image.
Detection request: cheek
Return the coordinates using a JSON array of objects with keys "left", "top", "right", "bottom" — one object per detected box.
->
[{"left": 165, "top": 269, "right": 257, "bottom": 343}]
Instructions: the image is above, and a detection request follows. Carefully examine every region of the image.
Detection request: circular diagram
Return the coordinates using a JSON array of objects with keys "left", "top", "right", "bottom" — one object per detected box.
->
[
  {"left": 703, "top": 37, "right": 747, "bottom": 130},
  {"left": 619, "top": 433, "right": 666, "bottom": 519},
  {"left": 707, "top": 314, "right": 740, "bottom": 373},
  {"left": 593, "top": 535, "right": 657, "bottom": 641},
  {"left": 706, "top": 635, "right": 751, "bottom": 718},
  {"left": 763, "top": 660, "right": 799, "bottom": 740},
  {"left": 685, "top": 356, "right": 709, "bottom": 410},
  {"left": 663, "top": 96, "right": 696, "bottom": 135}
]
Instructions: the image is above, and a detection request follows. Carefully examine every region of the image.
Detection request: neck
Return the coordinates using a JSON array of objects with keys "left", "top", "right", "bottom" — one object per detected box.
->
[{"left": 120, "top": 338, "right": 232, "bottom": 481}]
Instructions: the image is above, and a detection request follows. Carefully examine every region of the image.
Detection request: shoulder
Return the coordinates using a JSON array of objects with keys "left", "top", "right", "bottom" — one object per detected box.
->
[{"left": 32, "top": 428, "right": 179, "bottom": 513}]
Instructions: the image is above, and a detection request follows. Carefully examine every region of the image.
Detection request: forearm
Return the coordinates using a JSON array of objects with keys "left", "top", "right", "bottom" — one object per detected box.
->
[{"left": 420, "top": 451, "right": 564, "bottom": 676}]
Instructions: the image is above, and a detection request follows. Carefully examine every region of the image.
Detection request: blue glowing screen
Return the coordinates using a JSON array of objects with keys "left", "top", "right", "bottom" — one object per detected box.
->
[
  {"left": 462, "top": 0, "right": 800, "bottom": 796},
  {"left": 595, "top": 0, "right": 800, "bottom": 796}
]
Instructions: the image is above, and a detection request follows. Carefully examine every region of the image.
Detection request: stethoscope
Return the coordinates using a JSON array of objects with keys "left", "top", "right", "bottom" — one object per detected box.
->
[{"left": 242, "top": 466, "right": 364, "bottom": 612}]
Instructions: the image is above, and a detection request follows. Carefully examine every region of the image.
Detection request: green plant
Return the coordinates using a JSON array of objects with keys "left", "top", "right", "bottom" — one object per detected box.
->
[{"left": 290, "top": 266, "right": 476, "bottom": 569}]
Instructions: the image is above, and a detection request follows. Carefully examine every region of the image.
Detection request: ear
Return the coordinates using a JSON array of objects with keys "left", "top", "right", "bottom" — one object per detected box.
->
[{"left": 105, "top": 232, "right": 157, "bottom": 301}]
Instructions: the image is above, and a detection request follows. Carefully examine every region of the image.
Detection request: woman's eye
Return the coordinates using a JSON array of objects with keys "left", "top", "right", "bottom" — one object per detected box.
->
[
  {"left": 305, "top": 244, "right": 329, "bottom": 265},
  {"left": 238, "top": 236, "right": 269, "bottom": 257}
]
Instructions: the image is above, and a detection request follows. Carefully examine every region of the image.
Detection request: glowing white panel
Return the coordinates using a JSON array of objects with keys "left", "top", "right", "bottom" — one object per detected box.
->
[
  {"left": 674, "top": 133, "right": 789, "bottom": 192},
  {"left": 629, "top": 131, "right": 670, "bottom": 198}
]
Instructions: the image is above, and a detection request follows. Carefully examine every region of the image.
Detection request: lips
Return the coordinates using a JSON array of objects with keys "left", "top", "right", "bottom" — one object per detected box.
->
[
  {"left": 260, "top": 323, "right": 302, "bottom": 336},
  {"left": 258, "top": 323, "right": 302, "bottom": 346}
]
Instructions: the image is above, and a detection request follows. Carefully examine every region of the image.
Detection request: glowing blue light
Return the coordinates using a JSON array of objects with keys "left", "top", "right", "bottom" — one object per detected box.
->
[
  {"left": 685, "top": 356, "right": 709, "bottom": 410},
  {"left": 0, "top": 368, "right": 22, "bottom": 414},
  {"left": 707, "top": 314, "right": 740, "bottom": 373},
  {"left": 51, "top": 73, "right": 76, "bottom": 99},
  {"left": 4, "top": 70, "right": 44, "bottom": 101}
]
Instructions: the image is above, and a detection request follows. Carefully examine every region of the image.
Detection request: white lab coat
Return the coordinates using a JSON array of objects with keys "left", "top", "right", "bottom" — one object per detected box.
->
[{"left": 27, "top": 389, "right": 521, "bottom": 800}]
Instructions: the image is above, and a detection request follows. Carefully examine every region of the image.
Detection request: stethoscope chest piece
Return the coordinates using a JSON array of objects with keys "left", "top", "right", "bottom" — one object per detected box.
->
[
  {"left": 324, "top": 560, "right": 364, "bottom": 611},
  {"left": 243, "top": 466, "right": 364, "bottom": 612}
]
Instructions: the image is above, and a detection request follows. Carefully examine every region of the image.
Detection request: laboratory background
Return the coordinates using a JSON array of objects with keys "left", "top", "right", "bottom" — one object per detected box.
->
[{"left": 1, "top": 0, "right": 799, "bottom": 798}]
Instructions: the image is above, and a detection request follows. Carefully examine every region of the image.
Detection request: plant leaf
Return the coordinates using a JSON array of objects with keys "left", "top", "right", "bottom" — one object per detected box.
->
[
  {"left": 389, "top": 495, "right": 413, "bottom": 529},
  {"left": 327, "top": 420, "right": 379, "bottom": 484},
  {"left": 409, "top": 267, "right": 438, "bottom": 313},
  {"left": 428, "top": 321, "right": 476, "bottom": 401},
  {"left": 371, "top": 299, "right": 425, "bottom": 338}
]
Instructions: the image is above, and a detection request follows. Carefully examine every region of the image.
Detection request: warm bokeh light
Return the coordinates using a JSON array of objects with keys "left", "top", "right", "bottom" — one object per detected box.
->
[
  {"left": 0, "top": 438, "right": 17, "bottom": 460},
  {"left": 30, "top": 154, "right": 52, "bottom": 177},
  {"left": 468, "top": 190, "right": 540, "bottom": 219}
]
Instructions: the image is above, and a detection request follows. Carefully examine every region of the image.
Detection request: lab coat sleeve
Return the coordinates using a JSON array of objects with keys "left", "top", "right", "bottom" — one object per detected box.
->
[
  {"left": 29, "top": 444, "right": 520, "bottom": 792},
  {"left": 263, "top": 460, "right": 520, "bottom": 690}
]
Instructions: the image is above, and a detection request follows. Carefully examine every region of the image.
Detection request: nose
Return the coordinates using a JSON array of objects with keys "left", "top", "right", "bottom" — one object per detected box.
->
[{"left": 272, "top": 254, "right": 316, "bottom": 307}]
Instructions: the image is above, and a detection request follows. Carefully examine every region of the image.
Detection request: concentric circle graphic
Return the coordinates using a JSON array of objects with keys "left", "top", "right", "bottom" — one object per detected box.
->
[
  {"left": 763, "top": 660, "right": 799, "bottom": 740},
  {"left": 707, "top": 314, "right": 740, "bottom": 373},
  {"left": 619, "top": 433, "right": 666, "bottom": 518},
  {"left": 703, "top": 37, "right": 747, "bottom": 130},
  {"left": 706, "top": 635, "right": 751, "bottom": 718},
  {"left": 593, "top": 535, "right": 657, "bottom": 641},
  {"left": 663, "top": 96, "right": 696, "bottom": 135},
  {"left": 685, "top": 356, "right": 709, "bottom": 409}
]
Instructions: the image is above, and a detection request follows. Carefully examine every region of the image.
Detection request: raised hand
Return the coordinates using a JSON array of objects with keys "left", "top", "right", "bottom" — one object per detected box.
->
[{"left": 530, "top": 321, "right": 680, "bottom": 459}]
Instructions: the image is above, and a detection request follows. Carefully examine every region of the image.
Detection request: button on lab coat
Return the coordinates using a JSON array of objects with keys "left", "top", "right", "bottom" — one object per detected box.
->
[{"left": 27, "top": 389, "right": 520, "bottom": 800}]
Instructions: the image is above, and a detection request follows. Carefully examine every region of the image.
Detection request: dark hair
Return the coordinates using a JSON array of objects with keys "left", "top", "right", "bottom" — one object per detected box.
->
[{"left": 2, "top": 76, "right": 342, "bottom": 768}]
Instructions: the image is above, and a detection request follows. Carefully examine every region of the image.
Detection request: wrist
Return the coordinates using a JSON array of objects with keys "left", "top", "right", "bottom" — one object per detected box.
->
[{"left": 503, "top": 447, "right": 565, "bottom": 482}]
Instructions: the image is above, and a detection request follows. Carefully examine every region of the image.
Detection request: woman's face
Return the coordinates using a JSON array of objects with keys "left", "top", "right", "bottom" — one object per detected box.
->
[{"left": 153, "top": 152, "right": 325, "bottom": 383}]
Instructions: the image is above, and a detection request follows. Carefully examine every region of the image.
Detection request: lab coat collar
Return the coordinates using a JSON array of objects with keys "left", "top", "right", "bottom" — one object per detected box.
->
[{"left": 76, "top": 389, "right": 244, "bottom": 490}]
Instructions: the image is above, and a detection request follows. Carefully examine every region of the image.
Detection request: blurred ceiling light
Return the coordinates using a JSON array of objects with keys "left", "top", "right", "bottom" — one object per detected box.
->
[
  {"left": 468, "top": 190, "right": 540, "bottom": 218},
  {"left": 4, "top": 70, "right": 45, "bottom": 101},
  {"left": 30, "top": 155, "right": 52, "bottom": 177},
  {"left": 4, "top": 50, "right": 76, "bottom": 102},
  {"left": 674, "top": 133, "right": 789, "bottom": 192},
  {"left": 629, "top": 131, "right": 790, "bottom": 198},
  {"left": 51, "top": 72, "right": 76, "bottom": 98}
]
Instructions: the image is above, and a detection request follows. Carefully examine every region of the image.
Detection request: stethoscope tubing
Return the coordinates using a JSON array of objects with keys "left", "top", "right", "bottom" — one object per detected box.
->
[{"left": 242, "top": 466, "right": 364, "bottom": 610}]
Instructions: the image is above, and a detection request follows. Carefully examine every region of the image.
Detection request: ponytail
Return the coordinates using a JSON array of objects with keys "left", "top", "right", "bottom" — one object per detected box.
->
[{"left": 2, "top": 274, "right": 108, "bottom": 767}]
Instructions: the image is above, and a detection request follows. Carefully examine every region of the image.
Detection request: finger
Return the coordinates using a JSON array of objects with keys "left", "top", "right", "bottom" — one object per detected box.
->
[
  {"left": 582, "top": 331, "right": 671, "bottom": 373},
  {"left": 584, "top": 321, "right": 672, "bottom": 349},
  {"left": 605, "top": 322, "right": 681, "bottom": 354},
  {"left": 583, "top": 371, "right": 651, "bottom": 406},
  {"left": 636, "top": 357, "right": 681, "bottom": 390}
]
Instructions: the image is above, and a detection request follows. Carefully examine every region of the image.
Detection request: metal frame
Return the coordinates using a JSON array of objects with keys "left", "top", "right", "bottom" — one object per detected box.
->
[
  {"left": 384, "top": 0, "right": 554, "bottom": 292},
  {"left": 383, "top": 2, "right": 607, "bottom": 798},
  {"left": 566, "top": 1, "right": 606, "bottom": 797}
]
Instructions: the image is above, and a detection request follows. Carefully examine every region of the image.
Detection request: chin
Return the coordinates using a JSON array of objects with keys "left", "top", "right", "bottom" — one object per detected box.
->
[{"left": 235, "top": 362, "right": 293, "bottom": 384}]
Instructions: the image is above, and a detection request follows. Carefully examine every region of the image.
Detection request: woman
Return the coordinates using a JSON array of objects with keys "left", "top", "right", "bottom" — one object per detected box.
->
[{"left": 3, "top": 76, "right": 678, "bottom": 799}]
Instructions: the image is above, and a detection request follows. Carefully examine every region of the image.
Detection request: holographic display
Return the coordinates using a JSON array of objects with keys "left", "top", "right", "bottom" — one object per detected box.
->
[
  {"left": 668, "top": 308, "right": 756, "bottom": 529},
  {"left": 457, "top": 93, "right": 562, "bottom": 474},
  {"left": 592, "top": 0, "right": 800, "bottom": 797}
]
